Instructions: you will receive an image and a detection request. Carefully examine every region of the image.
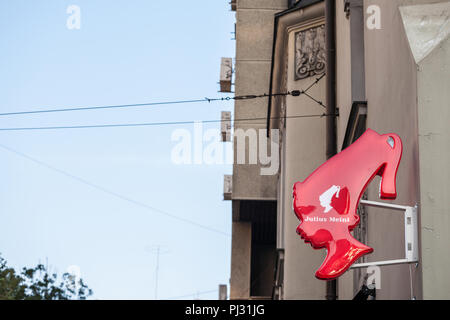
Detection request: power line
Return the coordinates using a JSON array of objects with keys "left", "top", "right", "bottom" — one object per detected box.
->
[
  {"left": 0, "top": 143, "right": 230, "bottom": 237},
  {"left": 303, "top": 73, "right": 326, "bottom": 93},
  {"left": 302, "top": 91, "right": 326, "bottom": 108},
  {"left": 0, "top": 74, "right": 326, "bottom": 118},
  {"left": 0, "top": 91, "right": 294, "bottom": 118},
  {"left": 0, "top": 114, "right": 335, "bottom": 132}
]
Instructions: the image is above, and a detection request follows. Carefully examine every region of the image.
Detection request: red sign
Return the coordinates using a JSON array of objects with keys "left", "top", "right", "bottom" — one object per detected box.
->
[{"left": 293, "top": 129, "right": 403, "bottom": 280}]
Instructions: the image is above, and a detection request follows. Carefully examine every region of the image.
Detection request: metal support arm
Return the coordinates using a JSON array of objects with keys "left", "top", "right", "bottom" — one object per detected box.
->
[{"left": 350, "top": 200, "right": 418, "bottom": 269}]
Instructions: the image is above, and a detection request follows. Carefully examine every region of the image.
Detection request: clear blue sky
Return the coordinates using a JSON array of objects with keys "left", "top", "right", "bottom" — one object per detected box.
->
[{"left": 0, "top": 0, "right": 235, "bottom": 299}]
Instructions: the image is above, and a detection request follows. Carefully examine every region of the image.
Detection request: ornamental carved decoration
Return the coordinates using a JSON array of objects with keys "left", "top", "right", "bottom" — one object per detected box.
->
[{"left": 295, "top": 25, "right": 326, "bottom": 80}]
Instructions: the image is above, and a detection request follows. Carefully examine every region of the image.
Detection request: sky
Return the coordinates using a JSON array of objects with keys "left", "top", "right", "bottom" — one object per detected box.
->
[{"left": 0, "top": 0, "right": 235, "bottom": 300}]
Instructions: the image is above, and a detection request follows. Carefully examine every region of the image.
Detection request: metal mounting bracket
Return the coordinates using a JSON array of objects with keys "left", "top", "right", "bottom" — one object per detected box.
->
[{"left": 350, "top": 200, "right": 419, "bottom": 269}]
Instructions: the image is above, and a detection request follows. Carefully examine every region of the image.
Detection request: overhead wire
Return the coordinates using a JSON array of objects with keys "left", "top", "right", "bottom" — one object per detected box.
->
[
  {"left": 0, "top": 73, "right": 326, "bottom": 118},
  {"left": 0, "top": 98, "right": 220, "bottom": 117}
]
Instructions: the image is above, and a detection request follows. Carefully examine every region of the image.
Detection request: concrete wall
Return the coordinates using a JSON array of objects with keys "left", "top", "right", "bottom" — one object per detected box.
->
[
  {"left": 412, "top": 2, "right": 450, "bottom": 299},
  {"left": 230, "top": 221, "right": 252, "bottom": 299},
  {"left": 232, "top": 0, "right": 287, "bottom": 201},
  {"left": 418, "top": 35, "right": 450, "bottom": 299},
  {"left": 251, "top": 244, "right": 277, "bottom": 296}
]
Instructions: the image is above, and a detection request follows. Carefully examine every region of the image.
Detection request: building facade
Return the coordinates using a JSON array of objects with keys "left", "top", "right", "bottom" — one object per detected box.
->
[{"left": 228, "top": 0, "right": 450, "bottom": 300}]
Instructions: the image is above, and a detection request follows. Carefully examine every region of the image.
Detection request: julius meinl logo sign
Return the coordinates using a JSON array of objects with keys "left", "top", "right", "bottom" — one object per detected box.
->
[{"left": 293, "top": 129, "right": 403, "bottom": 280}]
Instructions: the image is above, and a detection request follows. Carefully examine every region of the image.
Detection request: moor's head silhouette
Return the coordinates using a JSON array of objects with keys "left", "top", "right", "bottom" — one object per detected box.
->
[{"left": 293, "top": 129, "right": 403, "bottom": 280}]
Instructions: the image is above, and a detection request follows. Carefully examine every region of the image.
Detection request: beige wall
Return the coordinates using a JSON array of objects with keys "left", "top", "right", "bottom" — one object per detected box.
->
[
  {"left": 281, "top": 10, "right": 328, "bottom": 300},
  {"left": 362, "top": 0, "right": 440, "bottom": 299},
  {"left": 267, "top": 1, "right": 332, "bottom": 300},
  {"left": 336, "top": 0, "right": 353, "bottom": 150},
  {"left": 336, "top": 0, "right": 449, "bottom": 300}
]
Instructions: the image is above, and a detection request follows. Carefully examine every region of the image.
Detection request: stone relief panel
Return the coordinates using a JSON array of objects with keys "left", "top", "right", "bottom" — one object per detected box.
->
[{"left": 295, "top": 25, "right": 326, "bottom": 80}]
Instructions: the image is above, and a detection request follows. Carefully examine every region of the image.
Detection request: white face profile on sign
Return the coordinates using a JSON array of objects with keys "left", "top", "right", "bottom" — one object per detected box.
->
[{"left": 319, "top": 185, "right": 341, "bottom": 213}]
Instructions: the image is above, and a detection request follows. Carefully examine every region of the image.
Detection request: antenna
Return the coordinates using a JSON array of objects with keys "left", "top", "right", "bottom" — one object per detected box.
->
[{"left": 145, "top": 245, "right": 170, "bottom": 300}]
